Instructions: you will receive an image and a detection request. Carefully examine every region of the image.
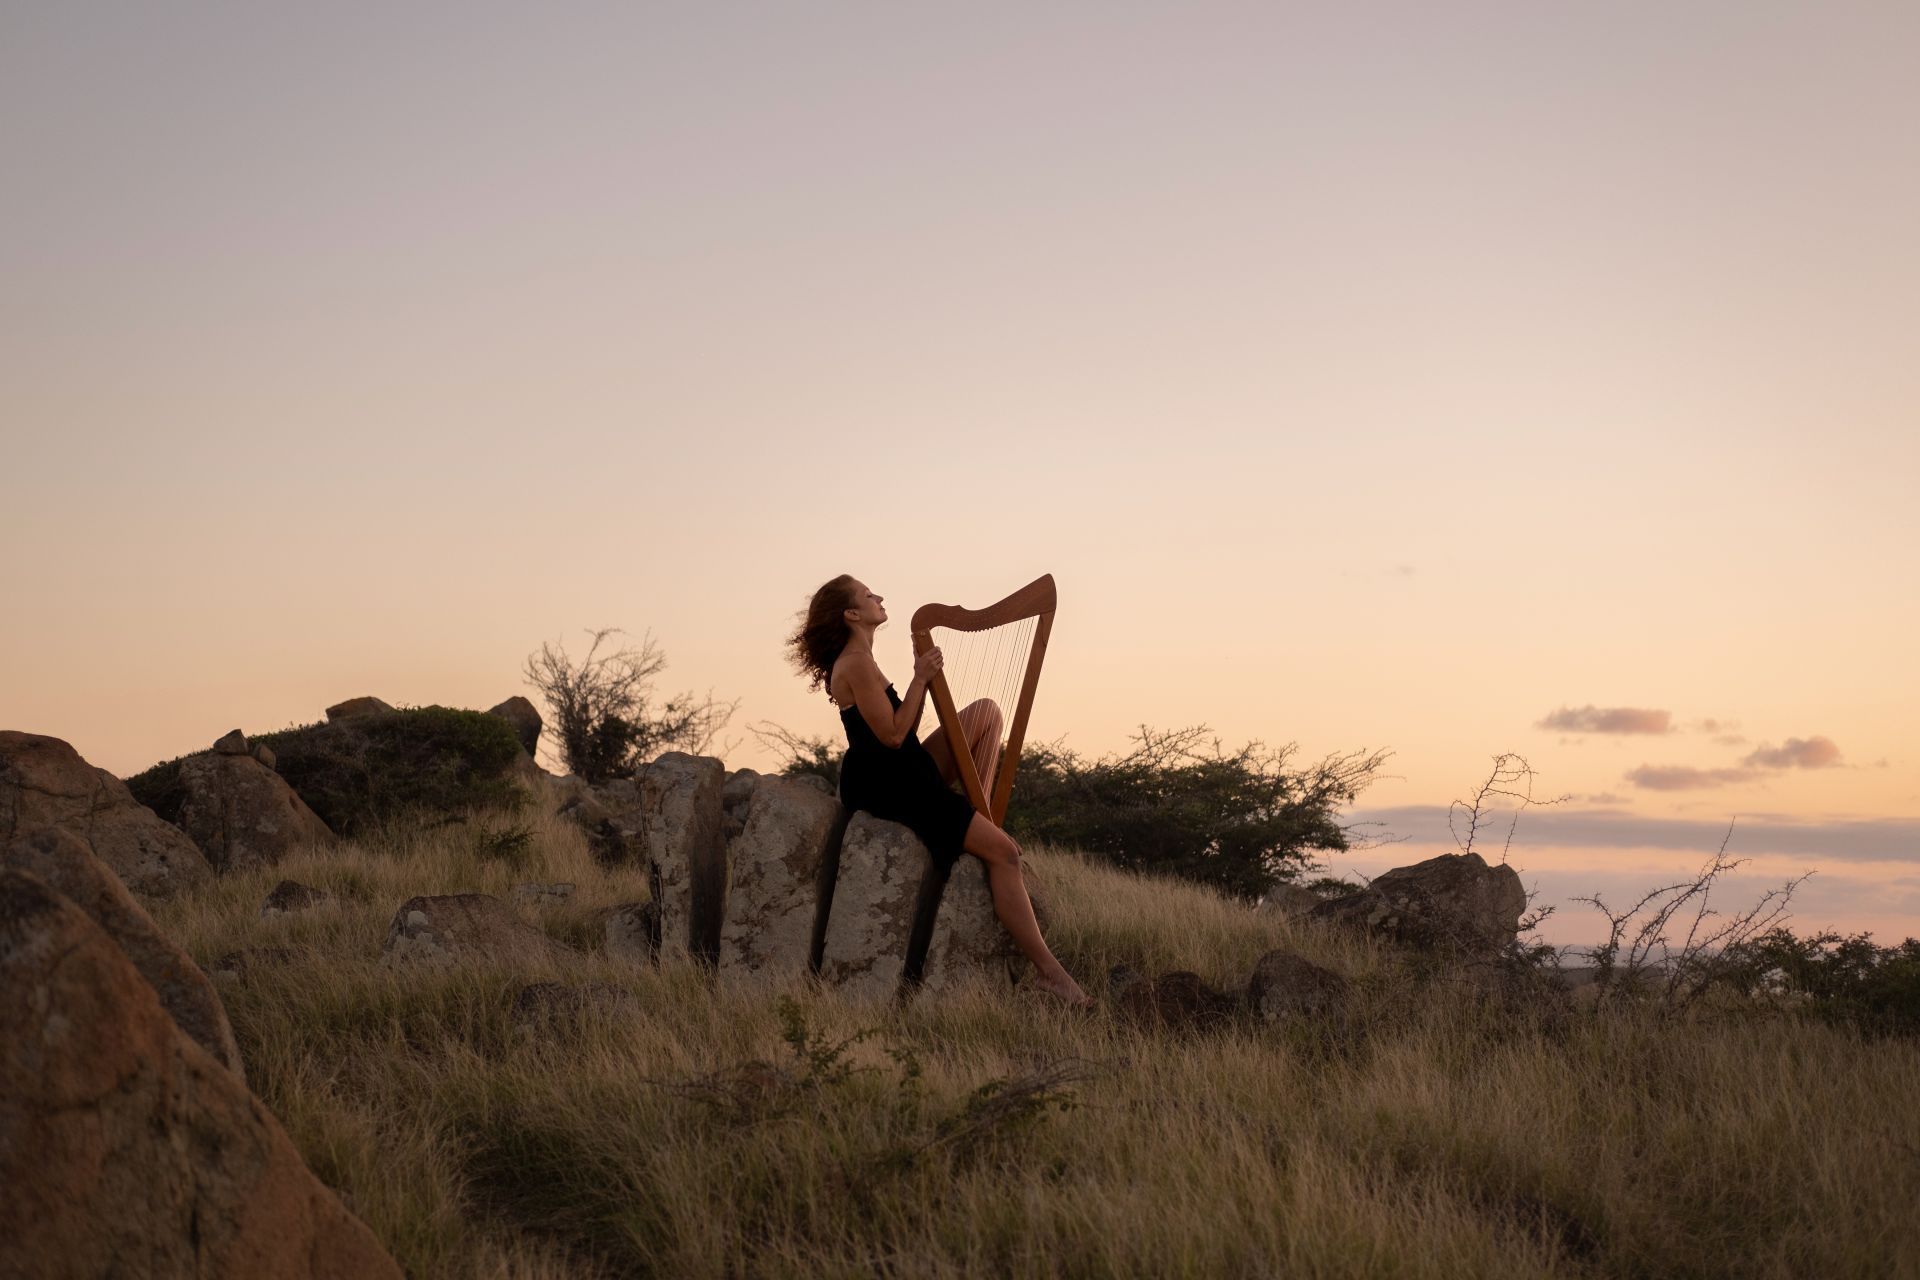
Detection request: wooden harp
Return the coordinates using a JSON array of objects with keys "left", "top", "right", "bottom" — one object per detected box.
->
[{"left": 909, "top": 573, "right": 1057, "bottom": 827}]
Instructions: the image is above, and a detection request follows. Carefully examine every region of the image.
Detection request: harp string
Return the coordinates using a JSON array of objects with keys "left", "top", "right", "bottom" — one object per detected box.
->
[{"left": 928, "top": 614, "right": 1037, "bottom": 801}]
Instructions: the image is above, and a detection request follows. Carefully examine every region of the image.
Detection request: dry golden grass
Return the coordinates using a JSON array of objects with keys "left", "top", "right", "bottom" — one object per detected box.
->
[{"left": 151, "top": 801, "right": 1920, "bottom": 1279}]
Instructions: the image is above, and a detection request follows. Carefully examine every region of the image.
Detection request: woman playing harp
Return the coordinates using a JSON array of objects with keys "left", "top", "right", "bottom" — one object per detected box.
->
[{"left": 786, "top": 575, "right": 1092, "bottom": 1008}]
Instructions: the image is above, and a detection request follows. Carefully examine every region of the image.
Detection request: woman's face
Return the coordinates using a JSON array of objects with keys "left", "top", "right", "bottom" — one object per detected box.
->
[{"left": 844, "top": 581, "right": 887, "bottom": 628}]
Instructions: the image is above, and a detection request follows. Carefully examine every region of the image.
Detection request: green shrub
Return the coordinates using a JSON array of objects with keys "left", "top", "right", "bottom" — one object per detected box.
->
[
  {"left": 125, "top": 706, "right": 527, "bottom": 836},
  {"left": 1719, "top": 927, "right": 1920, "bottom": 1036}
]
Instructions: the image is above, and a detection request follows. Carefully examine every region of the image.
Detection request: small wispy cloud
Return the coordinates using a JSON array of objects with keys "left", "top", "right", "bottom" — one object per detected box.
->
[
  {"left": 1742, "top": 736, "right": 1843, "bottom": 770},
  {"left": 1537, "top": 705, "right": 1673, "bottom": 735},
  {"left": 1625, "top": 764, "right": 1756, "bottom": 791}
]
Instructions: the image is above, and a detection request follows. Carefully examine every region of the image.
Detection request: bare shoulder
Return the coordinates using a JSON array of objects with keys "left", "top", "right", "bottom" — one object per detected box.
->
[{"left": 830, "top": 648, "right": 884, "bottom": 705}]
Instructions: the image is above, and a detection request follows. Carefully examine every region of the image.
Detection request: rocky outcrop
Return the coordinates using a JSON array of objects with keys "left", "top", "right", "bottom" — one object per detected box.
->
[
  {"left": 1308, "top": 851, "right": 1526, "bottom": 955},
  {"left": 720, "top": 767, "right": 760, "bottom": 841},
  {"left": 0, "top": 730, "right": 213, "bottom": 897},
  {"left": 324, "top": 695, "right": 394, "bottom": 721},
  {"left": 214, "top": 728, "right": 250, "bottom": 755},
  {"left": 603, "top": 901, "right": 659, "bottom": 964},
  {"left": 487, "top": 696, "right": 543, "bottom": 758},
  {"left": 382, "top": 893, "right": 574, "bottom": 966},
  {"left": 3, "top": 825, "right": 244, "bottom": 1078},
  {"left": 817, "top": 813, "right": 936, "bottom": 1000},
  {"left": 919, "top": 857, "right": 1022, "bottom": 996},
  {"left": 1245, "top": 948, "right": 1349, "bottom": 1024},
  {"left": 1256, "top": 884, "right": 1321, "bottom": 920},
  {"left": 640, "top": 753, "right": 728, "bottom": 965},
  {"left": 175, "top": 746, "right": 335, "bottom": 872},
  {"left": 717, "top": 775, "right": 847, "bottom": 983},
  {"left": 260, "top": 879, "right": 333, "bottom": 917},
  {"left": 0, "top": 868, "right": 401, "bottom": 1279}
]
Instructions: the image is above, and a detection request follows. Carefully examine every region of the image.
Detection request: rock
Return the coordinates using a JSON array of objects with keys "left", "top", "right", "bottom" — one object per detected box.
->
[
  {"left": 604, "top": 901, "right": 659, "bottom": 963},
  {"left": 3, "top": 826, "right": 245, "bottom": 1079},
  {"left": 1107, "top": 962, "right": 1149, "bottom": 1007},
  {"left": 919, "top": 857, "right": 1024, "bottom": 996},
  {"left": 1256, "top": 884, "right": 1321, "bottom": 919},
  {"left": 0, "top": 730, "right": 213, "bottom": 897},
  {"left": 175, "top": 752, "right": 336, "bottom": 872},
  {"left": 381, "top": 893, "right": 574, "bottom": 966},
  {"left": 817, "top": 812, "right": 937, "bottom": 1001},
  {"left": 487, "top": 696, "right": 543, "bottom": 758},
  {"left": 563, "top": 777, "right": 643, "bottom": 865},
  {"left": 0, "top": 869, "right": 402, "bottom": 1279},
  {"left": 1116, "top": 970, "right": 1239, "bottom": 1033},
  {"left": 510, "top": 981, "right": 642, "bottom": 1036},
  {"left": 640, "top": 752, "right": 728, "bottom": 965},
  {"left": 324, "top": 695, "right": 393, "bottom": 721},
  {"left": 720, "top": 767, "right": 761, "bottom": 841},
  {"left": 512, "top": 881, "right": 575, "bottom": 906},
  {"left": 260, "top": 879, "right": 333, "bottom": 917},
  {"left": 717, "top": 776, "right": 847, "bottom": 984},
  {"left": 210, "top": 947, "right": 298, "bottom": 984},
  {"left": 1308, "top": 852, "right": 1526, "bottom": 955},
  {"left": 1245, "top": 949, "right": 1349, "bottom": 1024},
  {"left": 794, "top": 772, "right": 835, "bottom": 797},
  {"left": 251, "top": 743, "right": 277, "bottom": 771},
  {"left": 214, "top": 729, "right": 250, "bottom": 755}
]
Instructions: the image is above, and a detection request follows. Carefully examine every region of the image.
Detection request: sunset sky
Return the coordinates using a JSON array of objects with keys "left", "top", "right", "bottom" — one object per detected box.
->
[{"left": 4, "top": 3, "right": 1915, "bottom": 944}]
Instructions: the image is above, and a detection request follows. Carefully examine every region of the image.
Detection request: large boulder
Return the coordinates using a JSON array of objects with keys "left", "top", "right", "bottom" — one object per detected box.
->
[
  {"left": 0, "top": 868, "right": 402, "bottom": 1279},
  {"left": 174, "top": 746, "right": 336, "bottom": 872},
  {"left": 1308, "top": 851, "right": 1526, "bottom": 955},
  {"left": 3, "top": 825, "right": 244, "bottom": 1079},
  {"left": 717, "top": 775, "right": 848, "bottom": 984},
  {"left": 639, "top": 753, "right": 728, "bottom": 965},
  {"left": 919, "top": 857, "right": 1023, "bottom": 996},
  {"left": 817, "top": 813, "right": 937, "bottom": 1001},
  {"left": 487, "top": 696, "right": 543, "bottom": 758},
  {"left": 720, "top": 767, "right": 761, "bottom": 842},
  {"left": 324, "top": 695, "right": 394, "bottom": 721},
  {"left": 382, "top": 893, "right": 574, "bottom": 966},
  {"left": 0, "top": 730, "right": 213, "bottom": 897},
  {"left": 602, "top": 901, "right": 659, "bottom": 964}
]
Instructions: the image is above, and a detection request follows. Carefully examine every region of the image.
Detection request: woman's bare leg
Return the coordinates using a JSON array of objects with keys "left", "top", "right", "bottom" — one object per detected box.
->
[{"left": 962, "top": 811, "right": 1089, "bottom": 1006}]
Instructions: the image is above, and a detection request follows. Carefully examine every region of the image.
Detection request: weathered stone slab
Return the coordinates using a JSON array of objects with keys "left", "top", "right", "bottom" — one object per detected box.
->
[
  {"left": 3, "top": 825, "right": 245, "bottom": 1080},
  {"left": 817, "top": 813, "right": 935, "bottom": 1001},
  {"left": 381, "top": 893, "right": 573, "bottom": 967},
  {"left": 603, "top": 901, "right": 659, "bottom": 964},
  {"left": 919, "top": 856, "right": 1022, "bottom": 996},
  {"left": 486, "top": 695, "right": 543, "bottom": 757},
  {"left": 717, "top": 776, "right": 848, "bottom": 984},
  {"left": 175, "top": 751, "right": 335, "bottom": 872},
  {"left": 640, "top": 752, "right": 727, "bottom": 965},
  {"left": 324, "top": 695, "right": 393, "bottom": 721},
  {"left": 1245, "top": 948, "right": 1349, "bottom": 1024},
  {"left": 1308, "top": 851, "right": 1525, "bottom": 955},
  {"left": 0, "top": 869, "right": 401, "bottom": 1279},
  {"left": 0, "top": 730, "right": 213, "bottom": 897}
]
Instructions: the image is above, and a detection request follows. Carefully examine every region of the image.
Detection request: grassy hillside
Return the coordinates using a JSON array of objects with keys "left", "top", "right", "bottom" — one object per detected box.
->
[{"left": 150, "top": 802, "right": 1920, "bottom": 1279}]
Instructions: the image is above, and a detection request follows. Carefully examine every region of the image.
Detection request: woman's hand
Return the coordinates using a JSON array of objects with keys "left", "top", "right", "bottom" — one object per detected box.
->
[{"left": 913, "top": 645, "right": 944, "bottom": 682}]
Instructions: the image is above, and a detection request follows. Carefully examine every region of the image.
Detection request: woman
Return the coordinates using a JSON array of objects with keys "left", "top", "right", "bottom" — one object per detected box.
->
[{"left": 786, "top": 574, "right": 1092, "bottom": 1008}]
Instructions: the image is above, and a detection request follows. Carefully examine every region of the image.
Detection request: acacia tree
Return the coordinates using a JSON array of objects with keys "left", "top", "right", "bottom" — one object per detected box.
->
[{"left": 524, "top": 628, "right": 740, "bottom": 783}]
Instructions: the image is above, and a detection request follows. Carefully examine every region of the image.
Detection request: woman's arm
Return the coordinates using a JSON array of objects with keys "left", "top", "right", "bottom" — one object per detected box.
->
[{"left": 842, "top": 649, "right": 938, "bottom": 749}]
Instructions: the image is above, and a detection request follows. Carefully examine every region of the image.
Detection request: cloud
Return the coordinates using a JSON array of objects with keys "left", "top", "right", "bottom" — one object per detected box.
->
[
  {"left": 1626, "top": 764, "right": 1756, "bottom": 791},
  {"left": 1344, "top": 805, "right": 1920, "bottom": 864},
  {"left": 1712, "top": 734, "right": 1749, "bottom": 746},
  {"left": 1537, "top": 705, "right": 1673, "bottom": 735},
  {"left": 1741, "top": 736, "right": 1843, "bottom": 770},
  {"left": 1579, "top": 791, "right": 1629, "bottom": 805}
]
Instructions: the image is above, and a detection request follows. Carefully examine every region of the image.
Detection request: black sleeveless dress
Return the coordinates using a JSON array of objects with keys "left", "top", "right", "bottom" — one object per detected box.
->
[{"left": 839, "top": 683, "right": 977, "bottom": 876}]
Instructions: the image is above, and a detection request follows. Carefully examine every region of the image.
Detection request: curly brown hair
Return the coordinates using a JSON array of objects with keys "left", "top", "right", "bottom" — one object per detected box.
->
[{"left": 786, "top": 574, "right": 861, "bottom": 699}]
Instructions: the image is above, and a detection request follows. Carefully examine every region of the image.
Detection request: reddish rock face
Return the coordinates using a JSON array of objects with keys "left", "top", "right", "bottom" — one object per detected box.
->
[
  {"left": 0, "top": 730, "right": 213, "bottom": 898},
  {"left": 0, "top": 868, "right": 401, "bottom": 1279},
  {"left": 3, "top": 825, "right": 245, "bottom": 1079}
]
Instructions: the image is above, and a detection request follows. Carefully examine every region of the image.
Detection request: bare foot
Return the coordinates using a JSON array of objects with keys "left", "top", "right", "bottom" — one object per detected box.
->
[{"left": 1035, "top": 972, "right": 1095, "bottom": 1009}]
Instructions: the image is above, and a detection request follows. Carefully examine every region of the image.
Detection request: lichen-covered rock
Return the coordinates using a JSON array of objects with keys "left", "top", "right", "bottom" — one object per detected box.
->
[
  {"left": 1245, "top": 948, "right": 1349, "bottom": 1024},
  {"left": 1256, "top": 884, "right": 1321, "bottom": 920},
  {"left": 604, "top": 901, "right": 659, "bottom": 964},
  {"left": 720, "top": 767, "right": 761, "bottom": 841},
  {"left": 382, "top": 893, "right": 573, "bottom": 966},
  {"left": 260, "top": 879, "right": 333, "bottom": 917},
  {"left": 718, "top": 776, "right": 847, "bottom": 984},
  {"left": 1308, "top": 851, "right": 1526, "bottom": 955},
  {"left": 0, "top": 869, "right": 402, "bottom": 1279},
  {"left": 818, "top": 813, "right": 936, "bottom": 1001},
  {"left": 919, "top": 857, "right": 1023, "bottom": 996},
  {"left": 640, "top": 752, "right": 728, "bottom": 965},
  {"left": 3, "top": 825, "right": 244, "bottom": 1079},
  {"left": 486, "top": 695, "right": 544, "bottom": 757},
  {"left": 175, "top": 751, "right": 335, "bottom": 872},
  {"left": 0, "top": 730, "right": 213, "bottom": 897}
]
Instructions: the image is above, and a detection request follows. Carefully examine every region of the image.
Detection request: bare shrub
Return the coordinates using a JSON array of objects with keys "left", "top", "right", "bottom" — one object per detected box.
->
[{"left": 524, "top": 627, "right": 740, "bottom": 783}]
